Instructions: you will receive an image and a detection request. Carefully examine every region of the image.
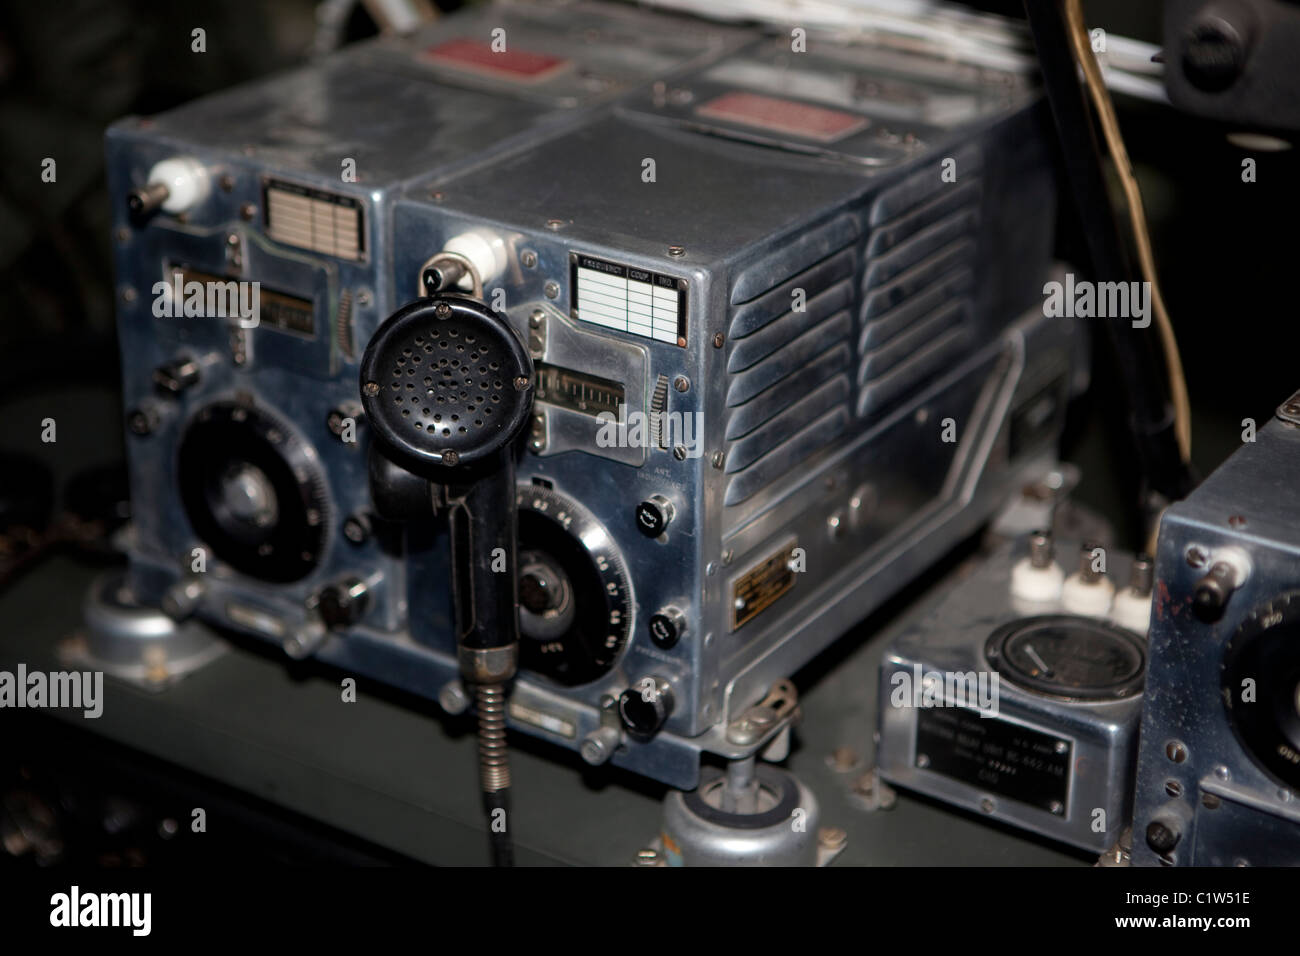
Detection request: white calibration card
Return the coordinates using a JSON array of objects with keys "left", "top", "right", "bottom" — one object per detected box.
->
[{"left": 570, "top": 253, "right": 687, "bottom": 347}]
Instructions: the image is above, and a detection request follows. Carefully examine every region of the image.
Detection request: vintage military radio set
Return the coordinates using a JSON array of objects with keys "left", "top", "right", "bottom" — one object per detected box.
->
[{"left": 104, "top": 0, "right": 1081, "bottom": 793}]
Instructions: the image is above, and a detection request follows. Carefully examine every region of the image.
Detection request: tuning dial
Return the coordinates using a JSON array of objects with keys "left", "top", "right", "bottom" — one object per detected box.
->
[
  {"left": 648, "top": 607, "right": 686, "bottom": 649},
  {"left": 635, "top": 495, "right": 675, "bottom": 538},
  {"left": 317, "top": 577, "right": 370, "bottom": 629},
  {"left": 619, "top": 676, "right": 674, "bottom": 739}
]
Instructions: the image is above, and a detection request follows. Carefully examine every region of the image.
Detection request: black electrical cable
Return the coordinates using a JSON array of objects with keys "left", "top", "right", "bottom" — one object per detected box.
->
[{"left": 1022, "top": 0, "right": 1196, "bottom": 510}]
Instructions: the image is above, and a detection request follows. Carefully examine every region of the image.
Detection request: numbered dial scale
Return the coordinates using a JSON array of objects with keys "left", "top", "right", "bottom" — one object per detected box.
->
[
  {"left": 516, "top": 483, "right": 632, "bottom": 686},
  {"left": 1222, "top": 591, "right": 1300, "bottom": 790}
]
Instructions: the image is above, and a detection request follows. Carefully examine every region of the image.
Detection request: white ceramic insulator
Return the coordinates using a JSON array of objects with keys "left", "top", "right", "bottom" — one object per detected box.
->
[
  {"left": 1112, "top": 589, "right": 1152, "bottom": 635},
  {"left": 1061, "top": 573, "right": 1115, "bottom": 617},
  {"left": 147, "top": 156, "right": 211, "bottom": 214},
  {"left": 1009, "top": 557, "right": 1065, "bottom": 604},
  {"left": 443, "top": 229, "right": 507, "bottom": 290}
]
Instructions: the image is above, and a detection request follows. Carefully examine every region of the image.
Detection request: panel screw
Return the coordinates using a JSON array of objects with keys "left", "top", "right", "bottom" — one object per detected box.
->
[
  {"left": 711, "top": 451, "right": 725, "bottom": 469},
  {"left": 546, "top": 219, "right": 564, "bottom": 231},
  {"left": 219, "top": 174, "right": 235, "bottom": 192},
  {"left": 429, "top": 190, "right": 444, "bottom": 202},
  {"left": 363, "top": 382, "right": 380, "bottom": 396},
  {"left": 121, "top": 286, "right": 137, "bottom": 303},
  {"left": 817, "top": 827, "right": 847, "bottom": 851},
  {"left": 667, "top": 245, "right": 685, "bottom": 258},
  {"left": 435, "top": 303, "right": 452, "bottom": 319},
  {"left": 438, "top": 680, "right": 468, "bottom": 714},
  {"left": 240, "top": 202, "right": 256, "bottom": 221},
  {"left": 443, "top": 450, "right": 459, "bottom": 466},
  {"left": 712, "top": 333, "right": 725, "bottom": 348},
  {"left": 673, "top": 445, "right": 687, "bottom": 460},
  {"left": 521, "top": 250, "right": 538, "bottom": 268},
  {"left": 343, "top": 513, "right": 372, "bottom": 544},
  {"left": 514, "top": 376, "right": 531, "bottom": 390},
  {"left": 828, "top": 747, "right": 859, "bottom": 772},
  {"left": 544, "top": 280, "right": 560, "bottom": 299},
  {"left": 127, "top": 406, "right": 158, "bottom": 436},
  {"left": 326, "top": 402, "right": 362, "bottom": 439},
  {"left": 1185, "top": 546, "right": 1208, "bottom": 569},
  {"left": 673, "top": 376, "right": 690, "bottom": 393}
]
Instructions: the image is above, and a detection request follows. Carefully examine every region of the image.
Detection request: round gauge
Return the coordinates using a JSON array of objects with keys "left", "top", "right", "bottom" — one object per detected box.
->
[
  {"left": 1222, "top": 591, "right": 1300, "bottom": 790},
  {"left": 516, "top": 483, "right": 632, "bottom": 686},
  {"left": 985, "top": 615, "right": 1146, "bottom": 700},
  {"left": 177, "top": 401, "right": 329, "bottom": 583}
]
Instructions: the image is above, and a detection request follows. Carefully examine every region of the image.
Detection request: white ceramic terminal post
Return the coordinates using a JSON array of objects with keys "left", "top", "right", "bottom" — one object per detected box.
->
[
  {"left": 443, "top": 229, "right": 508, "bottom": 291},
  {"left": 1010, "top": 529, "right": 1065, "bottom": 605},
  {"left": 144, "top": 156, "right": 212, "bottom": 214},
  {"left": 1060, "top": 541, "right": 1115, "bottom": 617},
  {"left": 1111, "top": 553, "right": 1155, "bottom": 635}
]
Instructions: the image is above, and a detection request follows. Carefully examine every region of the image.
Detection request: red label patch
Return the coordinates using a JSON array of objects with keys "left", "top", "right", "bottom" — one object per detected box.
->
[
  {"left": 696, "top": 91, "right": 868, "bottom": 143},
  {"left": 422, "top": 38, "right": 570, "bottom": 83}
]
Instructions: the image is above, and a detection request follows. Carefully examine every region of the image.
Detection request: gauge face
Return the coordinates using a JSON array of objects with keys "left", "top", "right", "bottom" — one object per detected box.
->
[
  {"left": 1222, "top": 591, "right": 1300, "bottom": 790},
  {"left": 516, "top": 483, "right": 631, "bottom": 686},
  {"left": 985, "top": 615, "right": 1146, "bottom": 700}
]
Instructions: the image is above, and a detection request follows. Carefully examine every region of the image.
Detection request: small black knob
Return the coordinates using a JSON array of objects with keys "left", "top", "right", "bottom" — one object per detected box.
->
[
  {"left": 153, "top": 356, "right": 201, "bottom": 394},
  {"left": 619, "top": 677, "right": 674, "bottom": 739},
  {"left": 128, "top": 182, "right": 170, "bottom": 221},
  {"left": 318, "top": 577, "right": 370, "bottom": 629},
  {"left": 1145, "top": 819, "right": 1181, "bottom": 855},
  {"left": 1182, "top": 16, "right": 1248, "bottom": 93},
  {"left": 634, "top": 495, "right": 674, "bottom": 538},
  {"left": 1193, "top": 561, "right": 1236, "bottom": 622},
  {"left": 648, "top": 607, "right": 686, "bottom": 649}
]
